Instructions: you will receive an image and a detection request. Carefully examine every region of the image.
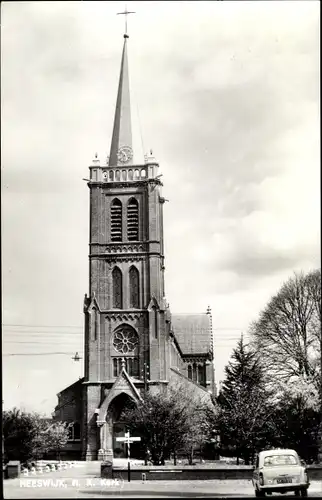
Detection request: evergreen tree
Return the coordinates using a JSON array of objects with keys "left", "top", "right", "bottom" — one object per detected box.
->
[{"left": 216, "top": 337, "right": 275, "bottom": 464}]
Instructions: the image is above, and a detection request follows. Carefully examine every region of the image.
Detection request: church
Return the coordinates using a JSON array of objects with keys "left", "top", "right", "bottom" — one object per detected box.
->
[{"left": 54, "top": 27, "right": 216, "bottom": 461}]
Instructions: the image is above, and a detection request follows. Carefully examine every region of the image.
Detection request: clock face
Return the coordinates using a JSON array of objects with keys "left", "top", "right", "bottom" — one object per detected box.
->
[{"left": 117, "top": 146, "right": 133, "bottom": 164}]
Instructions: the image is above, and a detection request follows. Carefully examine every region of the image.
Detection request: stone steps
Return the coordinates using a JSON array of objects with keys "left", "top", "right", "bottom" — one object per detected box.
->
[{"left": 21, "top": 461, "right": 85, "bottom": 477}]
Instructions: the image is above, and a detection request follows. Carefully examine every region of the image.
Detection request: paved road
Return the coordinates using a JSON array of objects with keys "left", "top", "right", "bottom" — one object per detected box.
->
[
  {"left": 3, "top": 465, "right": 322, "bottom": 498},
  {"left": 4, "top": 478, "right": 322, "bottom": 498}
]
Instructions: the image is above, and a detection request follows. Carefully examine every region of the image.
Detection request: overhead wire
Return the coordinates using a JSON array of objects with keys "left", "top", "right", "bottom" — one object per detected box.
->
[
  {"left": 2, "top": 323, "right": 83, "bottom": 329},
  {"left": 2, "top": 323, "right": 247, "bottom": 332},
  {"left": 2, "top": 322, "right": 250, "bottom": 358},
  {"left": 3, "top": 352, "right": 83, "bottom": 357}
]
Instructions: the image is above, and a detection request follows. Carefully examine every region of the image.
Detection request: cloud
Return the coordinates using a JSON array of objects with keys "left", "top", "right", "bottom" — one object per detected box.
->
[{"left": 1, "top": 1, "right": 319, "bottom": 414}]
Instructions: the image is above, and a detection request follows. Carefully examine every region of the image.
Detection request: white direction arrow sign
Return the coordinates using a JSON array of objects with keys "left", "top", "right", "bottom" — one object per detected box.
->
[{"left": 116, "top": 437, "right": 141, "bottom": 442}]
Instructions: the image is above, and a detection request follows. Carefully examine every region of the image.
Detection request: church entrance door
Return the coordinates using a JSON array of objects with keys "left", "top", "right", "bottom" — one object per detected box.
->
[
  {"left": 107, "top": 392, "right": 142, "bottom": 459},
  {"left": 113, "top": 422, "right": 127, "bottom": 458}
]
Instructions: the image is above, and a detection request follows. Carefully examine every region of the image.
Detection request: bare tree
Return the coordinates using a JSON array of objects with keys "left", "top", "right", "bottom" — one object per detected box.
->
[
  {"left": 306, "top": 270, "right": 322, "bottom": 377},
  {"left": 250, "top": 270, "right": 321, "bottom": 386}
]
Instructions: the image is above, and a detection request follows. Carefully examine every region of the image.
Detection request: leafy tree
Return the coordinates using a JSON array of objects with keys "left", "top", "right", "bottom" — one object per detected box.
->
[
  {"left": 2, "top": 408, "right": 68, "bottom": 463},
  {"left": 120, "top": 384, "right": 214, "bottom": 465},
  {"left": 216, "top": 337, "right": 276, "bottom": 464},
  {"left": 3, "top": 408, "right": 36, "bottom": 463},
  {"left": 275, "top": 376, "right": 319, "bottom": 412},
  {"left": 45, "top": 422, "right": 69, "bottom": 461},
  {"left": 180, "top": 393, "right": 215, "bottom": 465},
  {"left": 271, "top": 377, "right": 320, "bottom": 462},
  {"left": 250, "top": 270, "right": 321, "bottom": 386}
]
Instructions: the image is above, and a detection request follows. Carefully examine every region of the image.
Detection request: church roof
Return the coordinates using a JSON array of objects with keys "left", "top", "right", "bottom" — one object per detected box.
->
[{"left": 171, "top": 313, "right": 212, "bottom": 355}]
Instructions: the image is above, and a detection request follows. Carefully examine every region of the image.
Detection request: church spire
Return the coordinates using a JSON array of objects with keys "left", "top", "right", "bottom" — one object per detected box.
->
[{"left": 109, "top": 34, "right": 133, "bottom": 167}]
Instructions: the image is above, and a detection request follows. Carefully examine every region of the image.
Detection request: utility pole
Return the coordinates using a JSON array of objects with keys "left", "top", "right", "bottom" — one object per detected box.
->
[
  {"left": 319, "top": 331, "right": 322, "bottom": 463},
  {"left": 143, "top": 362, "right": 149, "bottom": 394},
  {"left": 2, "top": 400, "right": 5, "bottom": 466},
  {"left": 142, "top": 361, "right": 149, "bottom": 465}
]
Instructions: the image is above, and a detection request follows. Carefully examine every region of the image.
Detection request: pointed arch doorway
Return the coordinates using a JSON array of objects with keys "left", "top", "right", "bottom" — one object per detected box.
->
[{"left": 107, "top": 392, "right": 140, "bottom": 459}]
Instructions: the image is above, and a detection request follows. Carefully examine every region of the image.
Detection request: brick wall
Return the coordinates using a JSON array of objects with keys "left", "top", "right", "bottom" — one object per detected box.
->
[{"left": 55, "top": 380, "right": 83, "bottom": 423}]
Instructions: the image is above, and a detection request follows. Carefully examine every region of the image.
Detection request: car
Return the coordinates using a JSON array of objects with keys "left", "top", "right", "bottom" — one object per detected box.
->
[{"left": 252, "top": 448, "right": 310, "bottom": 497}]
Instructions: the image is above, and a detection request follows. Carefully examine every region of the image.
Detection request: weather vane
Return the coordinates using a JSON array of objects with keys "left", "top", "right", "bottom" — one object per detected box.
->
[{"left": 117, "top": 4, "right": 136, "bottom": 37}]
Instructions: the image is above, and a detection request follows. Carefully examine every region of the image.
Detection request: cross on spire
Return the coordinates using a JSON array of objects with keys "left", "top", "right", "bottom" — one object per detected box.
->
[{"left": 117, "top": 5, "right": 136, "bottom": 37}]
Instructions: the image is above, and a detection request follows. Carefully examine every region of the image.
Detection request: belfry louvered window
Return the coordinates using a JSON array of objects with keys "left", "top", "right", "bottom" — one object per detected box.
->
[
  {"left": 127, "top": 198, "right": 139, "bottom": 241},
  {"left": 111, "top": 199, "right": 122, "bottom": 242},
  {"left": 112, "top": 267, "right": 123, "bottom": 309},
  {"left": 129, "top": 266, "right": 140, "bottom": 308}
]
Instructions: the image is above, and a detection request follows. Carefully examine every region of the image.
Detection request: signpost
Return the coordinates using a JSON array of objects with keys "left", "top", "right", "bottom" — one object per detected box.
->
[{"left": 116, "top": 431, "right": 141, "bottom": 482}]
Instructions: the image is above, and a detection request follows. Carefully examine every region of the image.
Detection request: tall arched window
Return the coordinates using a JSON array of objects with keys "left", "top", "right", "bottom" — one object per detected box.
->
[
  {"left": 91, "top": 308, "right": 97, "bottom": 340},
  {"left": 111, "top": 198, "right": 122, "bottom": 242},
  {"left": 68, "top": 422, "right": 81, "bottom": 441},
  {"left": 129, "top": 266, "right": 140, "bottom": 308},
  {"left": 73, "top": 422, "right": 81, "bottom": 440},
  {"left": 113, "top": 358, "right": 118, "bottom": 377},
  {"left": 192, "top": 363, "right": 197, "bottom": 382},
  {"left": 198, "top": 364, "right": 204, "bottom": 385},
  {"left": 112, "top": 267, "right": 123, "bottom": 308},
  {"left": 127, "top": 198, "right": 139, "bottom": 241},
  {"left": 132, "top": 358, "right": 139, "bottom": 377},
  {"left": 188, "top": 365, "right": 192, "bottom": 380}
]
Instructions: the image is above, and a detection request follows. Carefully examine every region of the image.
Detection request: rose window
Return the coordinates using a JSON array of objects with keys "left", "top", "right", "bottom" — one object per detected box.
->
[{"left": 113, "top": 327, "right": 138, "bottom": 354}]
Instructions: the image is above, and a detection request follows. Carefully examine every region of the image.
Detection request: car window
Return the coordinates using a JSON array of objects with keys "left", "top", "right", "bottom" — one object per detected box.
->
[{"left": 263, "top": 454, "right": 298, "bottom": 467}]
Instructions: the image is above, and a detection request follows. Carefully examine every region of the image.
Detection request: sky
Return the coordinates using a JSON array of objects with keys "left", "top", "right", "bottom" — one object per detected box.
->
[{"left": 1, "top": 1, "right": 320, "bottom": 416}]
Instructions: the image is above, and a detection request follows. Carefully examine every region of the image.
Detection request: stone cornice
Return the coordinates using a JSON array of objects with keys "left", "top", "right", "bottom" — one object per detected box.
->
[
  {"left": 104, "top": 311, "right": 145, "bottom": 322},
  {"left": 92, "top": 243, "right": 147, "bottom": 252},
  {"left": 183, "top": 357, "right": 209, "bottom": 364},
  {"left": 182, "top": 352, "right": 212, "bottom": 361},
  {"left": 89, "top": 254, "right": 163, "bottom": 262},
  {"left": 103, "top": 309, "right": 146, "bottom": 314},
  {"left": 90, "top": 255, "right": 147, "bottom": 262},
  {"left": 90, "top": 241, "right": 161, "bottom": 246},
  {"left": 88, "top": 178, "right": 163, "bottom": 189}
]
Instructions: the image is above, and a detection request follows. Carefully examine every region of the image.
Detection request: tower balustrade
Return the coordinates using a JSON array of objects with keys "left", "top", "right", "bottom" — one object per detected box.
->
[{"left": 89, "top": 162, "right": 160, "bottom": 183}]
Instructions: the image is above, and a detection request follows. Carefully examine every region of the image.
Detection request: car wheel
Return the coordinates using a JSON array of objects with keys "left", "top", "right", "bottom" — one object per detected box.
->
[
  {"left": 255, "top": 489, "right": 265, "bottom": 498},
  {"left": 300, "top": 488, "right": 308, "bottom": 497}
]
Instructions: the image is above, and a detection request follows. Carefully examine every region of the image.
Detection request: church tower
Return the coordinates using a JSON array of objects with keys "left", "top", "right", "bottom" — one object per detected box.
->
[
  {"left": 82, "top": 33, "right": 170, "bottom": 460},
  {"left": 54, "top": 23, "right": 215, "bottom": 463}
]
